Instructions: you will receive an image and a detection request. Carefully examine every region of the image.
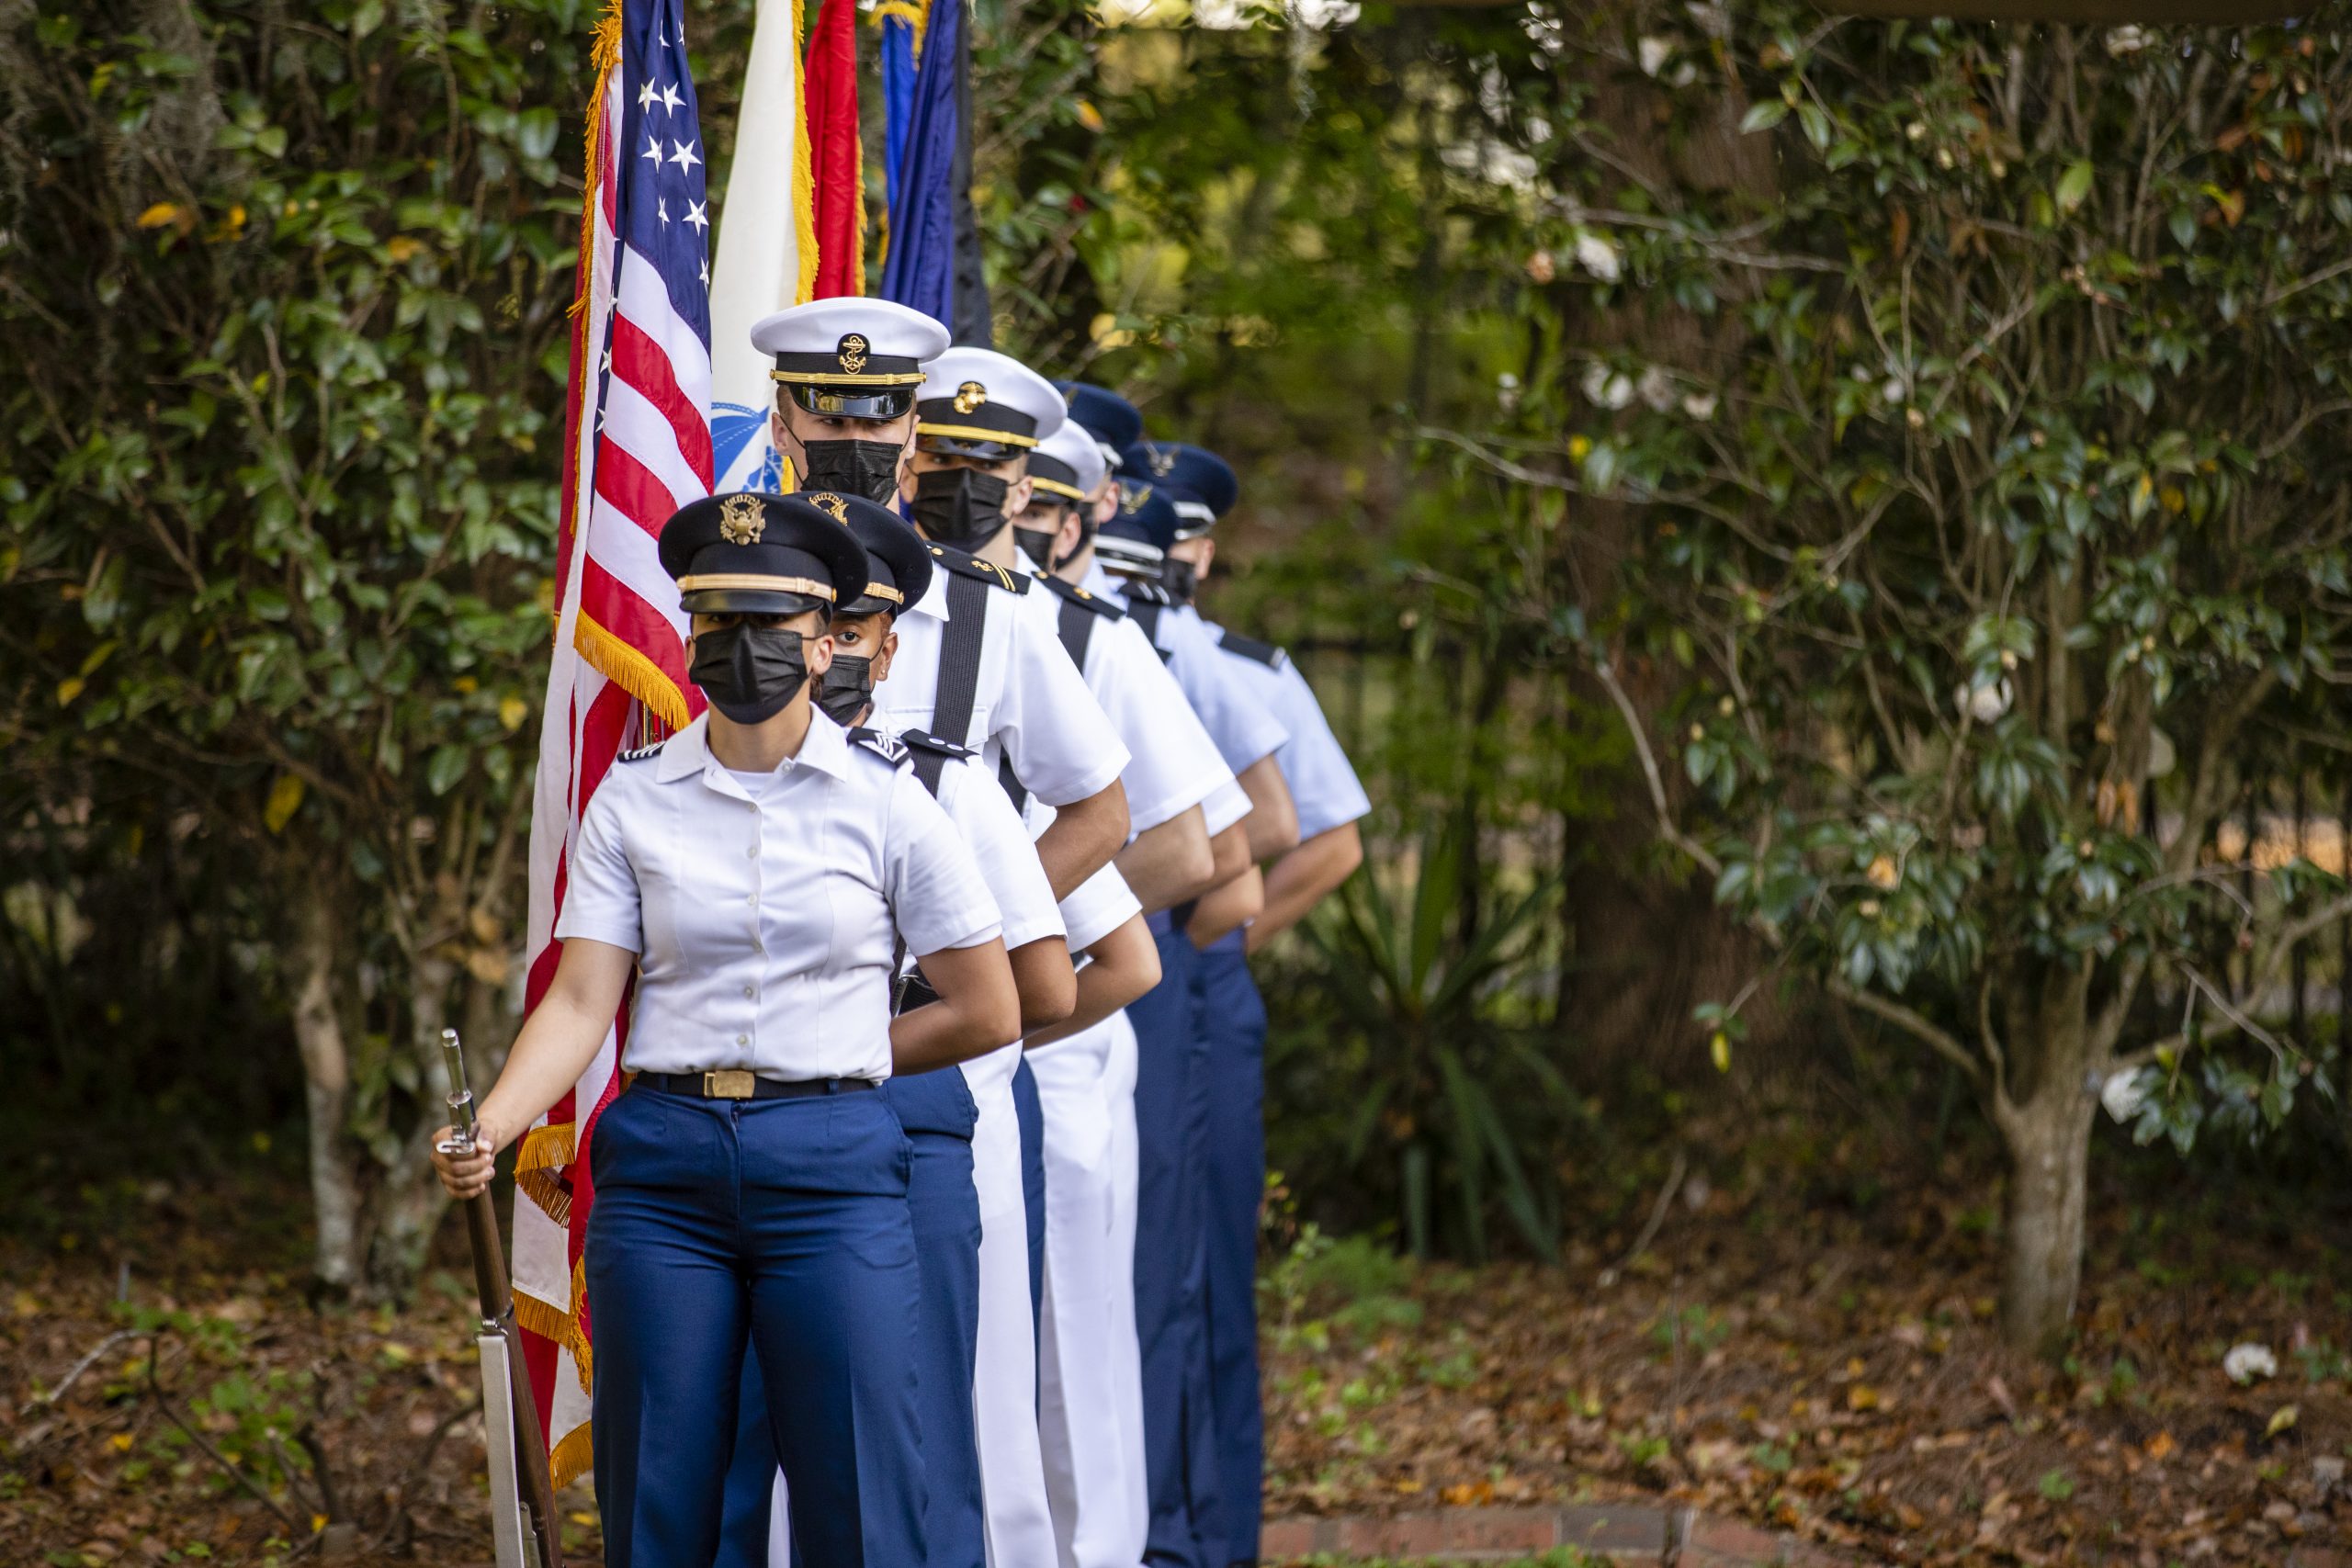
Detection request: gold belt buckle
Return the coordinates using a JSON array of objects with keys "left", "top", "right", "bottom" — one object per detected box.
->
[{"left": 704, "top": 1069, "right": 757, "bottom": 1100}]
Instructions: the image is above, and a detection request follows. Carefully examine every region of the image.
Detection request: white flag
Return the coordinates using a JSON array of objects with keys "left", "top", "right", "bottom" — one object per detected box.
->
[{"left": 709, "top": 0, "right": 815, "bottom": 491}]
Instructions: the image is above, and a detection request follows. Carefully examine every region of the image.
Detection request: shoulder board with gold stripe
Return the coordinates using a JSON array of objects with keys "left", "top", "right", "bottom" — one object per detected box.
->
[
  {"left": 847, "top": 728, "right": 913, "bottom": 768},
  {"left": 1040, "top": 575, "right": 1126, "bottom": 621},
  {"left": 925, "top": 543, "right": 1032, "bottom": 595},
  {"left": 1216, "top": 628, "right": 1289, "bottom": 671}
]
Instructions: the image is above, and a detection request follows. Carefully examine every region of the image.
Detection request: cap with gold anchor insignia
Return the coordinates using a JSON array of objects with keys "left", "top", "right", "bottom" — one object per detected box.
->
[
  {"left": 752, "top": 298, "right": 952, "bottom": 421},
  {"left": 915, "top": 346, "right": 1068, "bottom": 461}
]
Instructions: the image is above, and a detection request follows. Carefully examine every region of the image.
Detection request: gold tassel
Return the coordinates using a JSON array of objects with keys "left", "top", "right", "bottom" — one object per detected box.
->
[
  {"left": 515, "top": 1168, "right": 572, "bottom": 1228},
  {"left": 566, "top": 1254, "right": 595, "bottom": 1393},
  {"left": 574, "top": 609, "right": 692, "bottom": 731},
  {"left": 517, "top": 1123, "right": 575, "bottom": 1171},
  {"left": 548, "top": 1420, "right": 595, "bottom": 1494}
]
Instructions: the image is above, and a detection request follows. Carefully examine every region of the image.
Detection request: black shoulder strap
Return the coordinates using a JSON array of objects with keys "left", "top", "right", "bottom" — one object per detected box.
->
[
  {"left": 1057, "top": 592, "right": 1099, "bottom": 672},
  {"left": 1125, "top": 597, "right": 1171, "bottom": 663},
  {"left": 929, "top": 569, "right": 991, "bottom": 758},
  {"left": 1216, "top": 627, "right": 1288, "bottom": 670},
  {"left": 894, "top": 727, "right": 973, "bottom": 798}
]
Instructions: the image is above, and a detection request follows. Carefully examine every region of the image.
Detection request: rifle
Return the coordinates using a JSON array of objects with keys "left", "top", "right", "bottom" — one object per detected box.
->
[{"left": 437, "top": 1029, "right": 565, "bottom": 1568}]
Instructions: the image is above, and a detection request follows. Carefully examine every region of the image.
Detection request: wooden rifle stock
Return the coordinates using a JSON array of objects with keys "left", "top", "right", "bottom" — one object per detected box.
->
[{"left": 440, "top": 1030, "right": 563, "bottom": 1568}]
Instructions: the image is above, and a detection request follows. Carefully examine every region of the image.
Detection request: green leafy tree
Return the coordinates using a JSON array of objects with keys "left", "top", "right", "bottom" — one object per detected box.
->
[
  {"left": 0, "top": 1, "right": 594, "bottom": 1292},
  {"left": 1521, "top": 8, "right": 2352, "bottom": 1349}
]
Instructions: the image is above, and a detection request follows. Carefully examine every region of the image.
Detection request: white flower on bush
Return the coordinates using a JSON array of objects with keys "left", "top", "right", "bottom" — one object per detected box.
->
[
  {"left": 2106, "top": 25, "right": 2149, "bottom": 55},
  {"left": 1682, "top": 390, "right": 1719, "bottom": 421},
  {"left": 1638, "top": 36, "right": 1672, "bottom": 76},
  {"left": 1582, "top": 364, "right": 1636, "bottom": 411},
  {"left": 1636, "top": 367, "right": 1677, "bottom": 412},
  {"left": 1882, "top": 376, "right": 1906, "bottom": 406},
  {"left": 1953, "top": 678, "right": 2012, "bottom": 724},
  {"left": 1574, "top": 230, "right": 1622, "bottom": 282},
  {"left": 2224, "top": 1343, "right": 2278, "bottom": 1385},
  {"left": 2100, "top": 1068, "right": 2149, "bottom": 1124}
]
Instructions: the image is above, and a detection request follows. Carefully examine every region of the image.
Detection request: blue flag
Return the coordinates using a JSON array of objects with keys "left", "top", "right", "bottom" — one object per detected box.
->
[{"left": 879, "top": 0, "right": 990, "bottom": 343}]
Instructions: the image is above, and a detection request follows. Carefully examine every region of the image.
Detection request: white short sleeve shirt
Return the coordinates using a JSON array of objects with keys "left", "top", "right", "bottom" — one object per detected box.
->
[
  {"left": 876, "top": 563, "right": 1131, "bottom": 810},
  {"left": 1057, "top": 859, "right": 1144, "bottom": 954},
  {"left": 554, "top": 713, "right": 1002, "bottom": 1082},
  {"left": 1204, "top": 622, "right": 1373, "bottom": 841},
  {"left": 1086, "top": 564, "right": 1289, "bottom": 775},
  {"left": 1018, "top": 582, "right": 1236, "bottom": 835}
]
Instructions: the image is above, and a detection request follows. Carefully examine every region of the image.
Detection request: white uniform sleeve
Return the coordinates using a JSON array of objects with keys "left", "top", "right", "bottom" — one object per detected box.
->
[
  {"left": 1090, "top": 616, "right": 1237, "bottom": 832},
  {"left": 885, "top": 769, "right": 1006, "bottom": 955},
  {"left": 1201, "top": 778, "right": 1252, "bottom": 838},
  {"left": 1273, "top": 660, "right": 1372, "bottom": 840},
  {"left": 553, "top": 783, "right": 644, "bottom": 953},
  {"left": 945, "top": 761, "right": 1067, "bottom": 952},
  {"left": 1058, "top": 860, "right": 1144, "bottom": 953},
  {"left": 1162, "top": 610, "right": 1290, "bottom": 773},
  {"left": 998, "top": 605, "right": 1133, "bottom": 809}
]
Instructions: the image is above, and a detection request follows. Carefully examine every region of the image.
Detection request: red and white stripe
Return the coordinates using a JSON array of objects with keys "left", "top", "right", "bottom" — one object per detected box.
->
[{"left": 513, "top": 50, "right": 714, "bottom": 1486}]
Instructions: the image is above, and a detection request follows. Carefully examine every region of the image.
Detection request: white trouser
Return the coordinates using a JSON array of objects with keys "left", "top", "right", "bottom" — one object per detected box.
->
[
  {"left": 1032, "top": 1011, "right": 1148, "bottom": 1568},
  {"left": 1032, "top": 1013, "right": 1149, "bottom": 1568},
  {"left": 766, "top": 1047, "right": 1057, "bottom": 1568},
  {"left": 971, "top": 1052, "right": 1058, "bottom": 1568}
]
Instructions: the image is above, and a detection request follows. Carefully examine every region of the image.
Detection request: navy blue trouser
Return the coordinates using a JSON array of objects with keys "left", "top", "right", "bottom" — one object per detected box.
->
[
  {"left": 583, "top": 1083, "right": 925, "bottom": 1568},
  {"left": 1013, "top": 1053, "right": 1046, "bottom": 1348},
  {"left": 1133, "top": 919, "right": 1223, "bottom": 1568},
  {"left": 711, "top": 1068, "right": 985, "bottom": 1568},
  {"left": 1193, "top": 931, "right": 1269, "bottom": 1566}
]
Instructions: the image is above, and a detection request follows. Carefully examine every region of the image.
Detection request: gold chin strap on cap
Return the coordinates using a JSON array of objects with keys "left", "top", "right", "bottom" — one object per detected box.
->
[
  {"left": 859, "top": 583, "right": 904, "bottom": 604},
  {"left": 673, "top": 573, "right": 836, "bottom": 602},
  {"left": 915, "top": 421, "right": 1038, "bottom": 447}
]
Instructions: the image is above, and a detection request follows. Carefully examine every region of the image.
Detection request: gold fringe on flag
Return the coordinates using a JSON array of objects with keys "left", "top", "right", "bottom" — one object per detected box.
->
[
  {"left": 791, "top": 0, "right": 820, "bottom": 306},
  {"left": 548, "top": 1421, "right": 595, "bottom": 1494},
  {"left": 871, "top": 0, "right": 930, "bottom": 62},
  {"left": 514, "top": 1122, "right": 575, "bottom": 1226},
  {"left": 573, "top": 608, "right": 692, "bottom": 731}
]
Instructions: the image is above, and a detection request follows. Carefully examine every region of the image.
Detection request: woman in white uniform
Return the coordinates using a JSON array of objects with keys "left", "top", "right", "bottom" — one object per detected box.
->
[{"left": 430, "top": 492, "right": 1019, "bottom": 1568}]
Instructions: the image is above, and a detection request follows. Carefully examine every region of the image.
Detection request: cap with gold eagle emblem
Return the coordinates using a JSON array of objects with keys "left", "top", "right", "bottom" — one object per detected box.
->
[
  {"left": 914, "top": 347, "right": 1068, "bottom": 461},
  {"left": 657, "top": 491, "right": 872, "bottom": 616},
  {"left": 751, "top": 299, "right": 953, "bottom": 421}
]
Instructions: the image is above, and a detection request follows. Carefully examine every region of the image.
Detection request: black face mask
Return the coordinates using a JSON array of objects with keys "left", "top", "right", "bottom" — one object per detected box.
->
[
  {"left": 910, "top": 468, "right": 1011, "bottom": 549},
  {"left": 814, "top": 652, "right": 875, "bottom": 728},
  {"left": 689, "top": 622, "right": 810, "bottom": 725},
  {"left": 797, "top": 439, "right": 905, "bottom": 503},
  {"left": 1160, "top": 556, "right": 1199, "bottom": 605},
  {"left": 1013, "top": 527, "right": 1059, "bottom": 572}
]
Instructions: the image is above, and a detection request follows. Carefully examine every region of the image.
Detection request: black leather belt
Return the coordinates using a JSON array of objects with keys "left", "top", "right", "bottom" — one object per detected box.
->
[{"left": 637, "top": 1071, "right": 877, "bottom": 1101}]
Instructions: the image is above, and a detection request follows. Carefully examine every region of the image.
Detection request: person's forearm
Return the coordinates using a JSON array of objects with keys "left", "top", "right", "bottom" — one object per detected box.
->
[
  {"left": 1237, "top": 755, "right": 1299, "bottom": 863},
  {"left": 1027, "top": 920, "right": 1161, "bottom": 1045},
  {"left": 1036, "top": 779, "right": 1130, "bottom": 898},
  {"left": 893, "top": 939, "right": 1022, "bottom": 1072},
  {"left": 1114, "top": 807, "right": 1213, "bottom": 914},
  {"left": 1247, "top": 821, "right": 1364, "bottom": 953},
  {"left": 1203, "top": 820, "right": 1251, "bottom": 893},
  {"left": 474, "top": 989, "right": 626, "bottom": 1148},
  {"left": 1186, "top": 865, "right": 1262, "bottom": 949},
  {"left": 1011, "top": 939, "right": 1078, "bottom": 1031}
]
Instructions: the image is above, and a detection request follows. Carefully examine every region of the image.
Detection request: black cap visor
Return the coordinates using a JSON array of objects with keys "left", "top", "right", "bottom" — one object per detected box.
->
[
  {"left": 915, "top": 430, "right": 1029, "bottom": 462},
  {"left": 779, "top": 381, "right": 919, "bottom": 421},
  {"left": 680, "top": 582, "right": 836, "bottom": 618}
]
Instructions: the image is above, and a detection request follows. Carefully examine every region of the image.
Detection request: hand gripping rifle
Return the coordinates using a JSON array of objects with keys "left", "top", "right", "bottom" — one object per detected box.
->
[{"left": 437, "top": 1030, "right": 564, "bottom": 1568}]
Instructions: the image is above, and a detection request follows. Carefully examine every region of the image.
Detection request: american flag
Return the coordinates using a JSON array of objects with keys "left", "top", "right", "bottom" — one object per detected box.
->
[{"left": 511, "top": 0, "right": 714, "bottom": 1490}]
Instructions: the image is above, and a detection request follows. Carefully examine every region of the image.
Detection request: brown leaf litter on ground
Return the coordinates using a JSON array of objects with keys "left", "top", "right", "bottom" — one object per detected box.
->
[{"left": 1260, "top": 1123, "right": 2352, "bottom": 1567}]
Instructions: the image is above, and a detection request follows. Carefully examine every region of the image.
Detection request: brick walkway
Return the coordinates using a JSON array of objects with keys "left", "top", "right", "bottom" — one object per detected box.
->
[{"left": 1260, "top": 1503, "right": 1846, "bottom": 1565}]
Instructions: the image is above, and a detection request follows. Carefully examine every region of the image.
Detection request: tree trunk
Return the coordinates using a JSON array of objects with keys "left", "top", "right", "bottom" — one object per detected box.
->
[
  {"left": 1996, "top": 1006, "right": 2098, "bottom": 1356},
  {"left": 290, "top": 877, "right": 363, "bottom": 1292},
  {"left": 366, "top": 946, "right": 460, "bottom": 1297}
]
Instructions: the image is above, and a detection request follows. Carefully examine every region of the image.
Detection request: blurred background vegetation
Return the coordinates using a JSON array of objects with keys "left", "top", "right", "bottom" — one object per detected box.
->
[{"left": 5, "top": 0, "right": 2351, "bottom": 1358}]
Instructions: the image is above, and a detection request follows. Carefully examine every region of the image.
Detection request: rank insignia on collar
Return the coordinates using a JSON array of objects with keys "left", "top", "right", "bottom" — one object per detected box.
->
[
  {"left": 719, "top": 493, "right": 765, "bottom": 546},
  {"left": 953, "top": 380, "right": 989, "bottom": 415},
  {"left": 837, "top": 333, "right": 869, "bottom": 374},
  {"left": 808, "top": 491, "right": 851, "bottom": 525}
]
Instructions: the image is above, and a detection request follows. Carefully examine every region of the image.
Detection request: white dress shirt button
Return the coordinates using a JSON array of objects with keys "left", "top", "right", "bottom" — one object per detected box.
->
[{"left": 736, "top": 1034, "right": 749, "bottom": 1046}]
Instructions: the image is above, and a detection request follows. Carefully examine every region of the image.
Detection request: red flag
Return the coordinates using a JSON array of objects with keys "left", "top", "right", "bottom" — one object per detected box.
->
[{"left": 804, "top": 0, "right": 865, "bottom": 297}]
